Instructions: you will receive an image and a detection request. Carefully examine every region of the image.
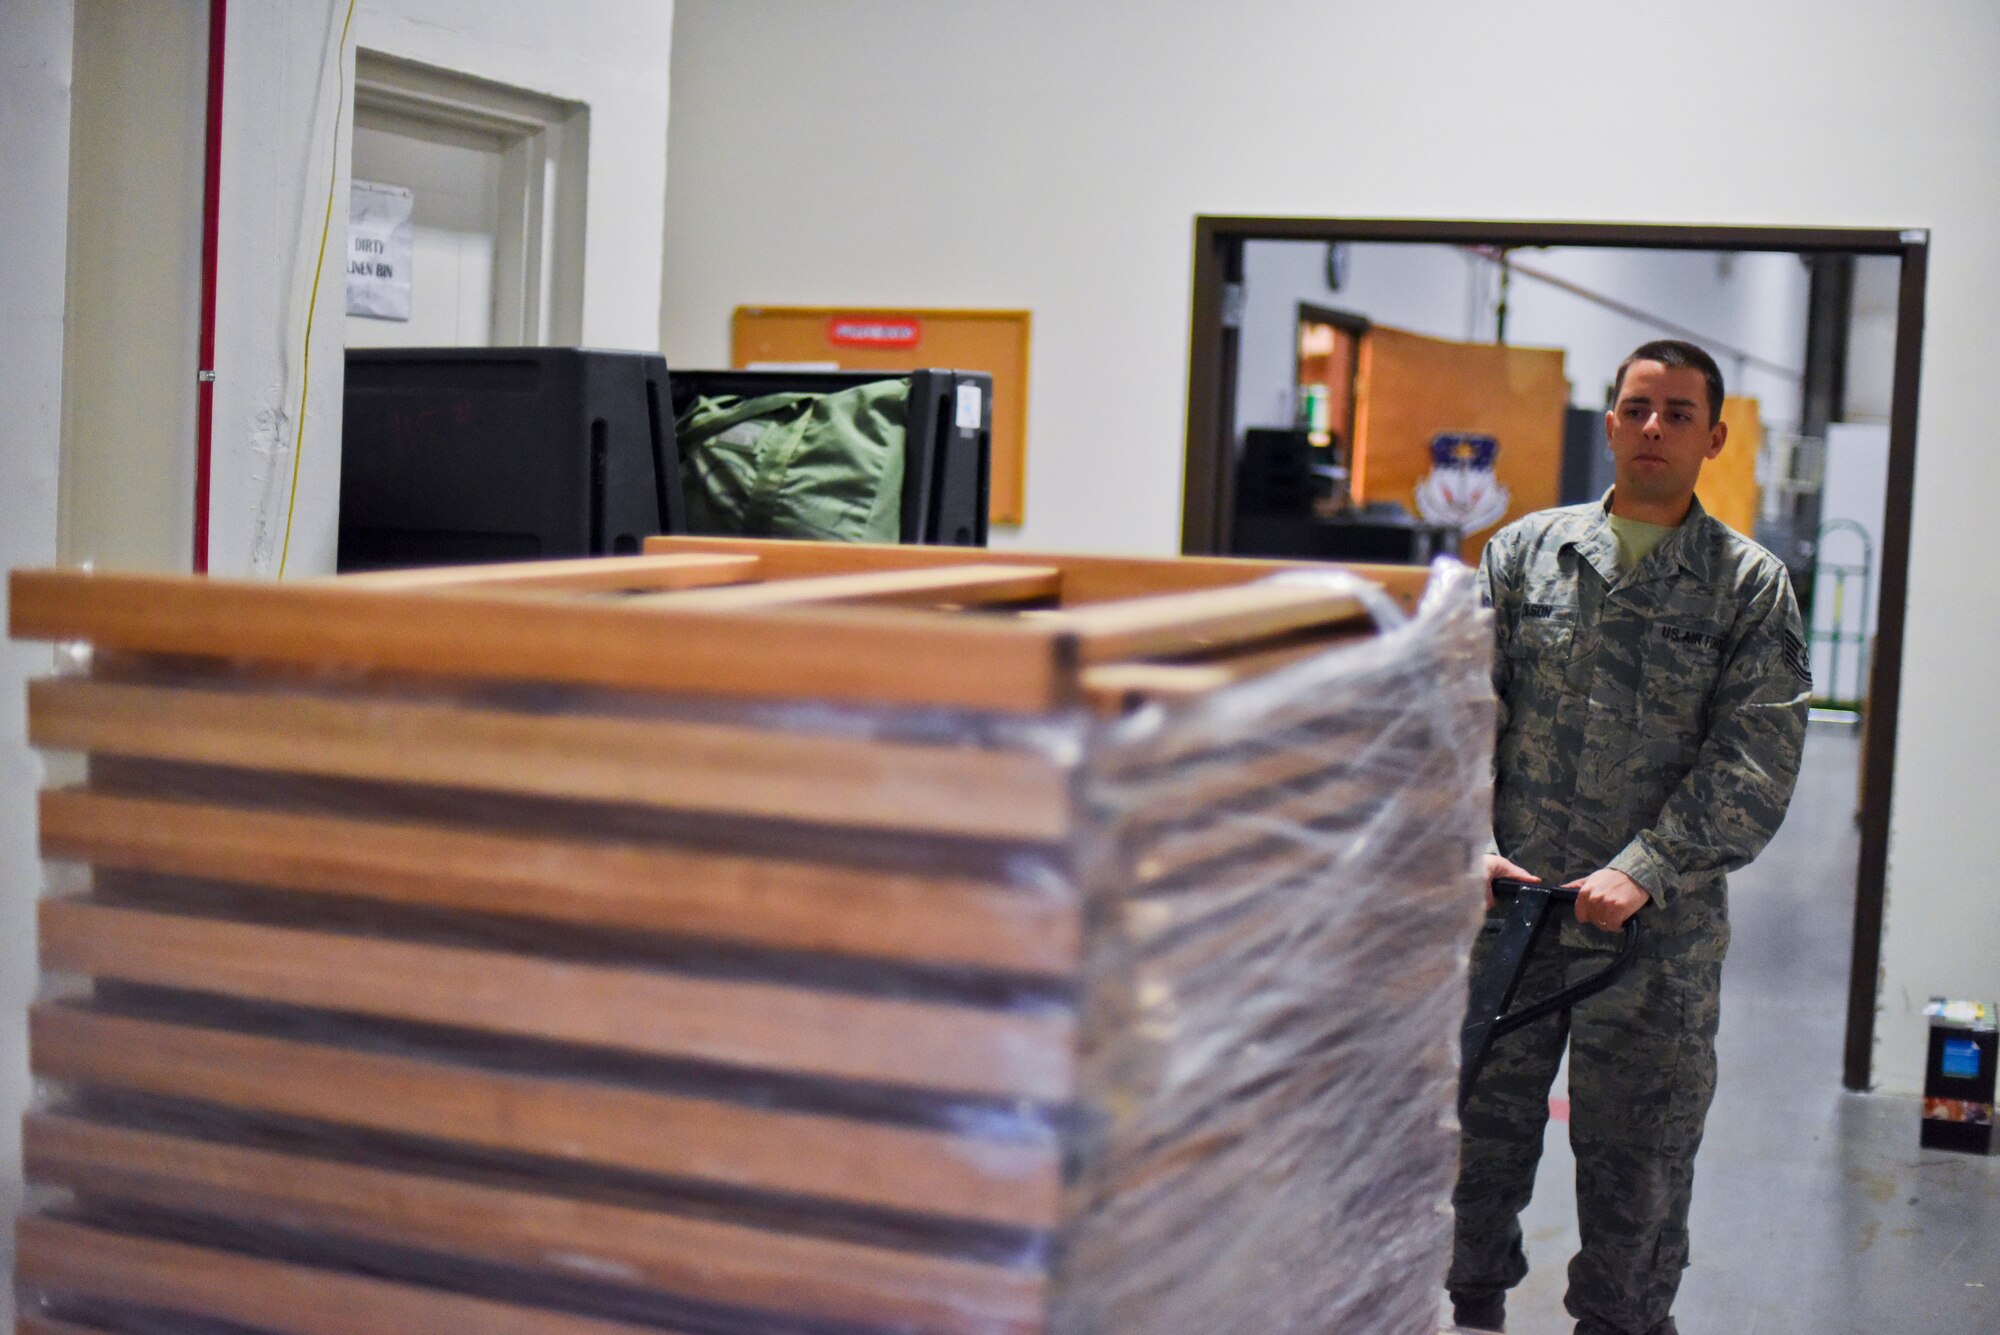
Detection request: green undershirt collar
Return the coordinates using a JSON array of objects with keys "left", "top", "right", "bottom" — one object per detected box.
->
[{"left": 1607, "top": 511, "right": 1676, "bottom": 574}]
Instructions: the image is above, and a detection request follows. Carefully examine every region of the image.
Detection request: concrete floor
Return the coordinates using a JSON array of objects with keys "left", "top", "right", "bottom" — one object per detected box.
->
[{"left": 1473, "top": 723, "right": 2000, "bottom": 1335}]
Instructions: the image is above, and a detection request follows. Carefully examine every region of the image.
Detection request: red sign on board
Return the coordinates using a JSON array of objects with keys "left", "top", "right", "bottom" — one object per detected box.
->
[{"left": 827, "top": 315, "right": 923, "bottom": 348}]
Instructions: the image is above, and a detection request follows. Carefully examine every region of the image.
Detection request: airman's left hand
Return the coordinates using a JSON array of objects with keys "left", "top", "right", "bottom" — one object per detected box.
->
[{"left": 1564, "top": 868, "right": 1649, "bottom": 932}]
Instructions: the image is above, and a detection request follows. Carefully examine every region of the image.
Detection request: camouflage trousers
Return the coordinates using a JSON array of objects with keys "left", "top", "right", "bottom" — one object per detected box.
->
[{"left": 1449, "top": 926, "right": 1721, "bottom": 1335}]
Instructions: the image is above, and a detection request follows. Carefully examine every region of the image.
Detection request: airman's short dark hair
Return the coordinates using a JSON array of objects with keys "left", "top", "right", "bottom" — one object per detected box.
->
[{"left": 1613, "top": 340, "right": 1725, "bottom": 426}]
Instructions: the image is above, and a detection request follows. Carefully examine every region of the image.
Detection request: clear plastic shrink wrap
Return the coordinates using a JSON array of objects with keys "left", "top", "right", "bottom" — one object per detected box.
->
[
  {"left": 1060, "top": 560, "right": 1492, "bottom": 1334},
  {"left": 11, "top": 550, "right": 1493, "bottom": 1335}
]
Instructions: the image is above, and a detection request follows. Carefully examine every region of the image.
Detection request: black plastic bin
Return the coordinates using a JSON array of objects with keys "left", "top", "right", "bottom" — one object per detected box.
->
[{"left": 339, "top": 348, "right": 680, "bottom": 572}]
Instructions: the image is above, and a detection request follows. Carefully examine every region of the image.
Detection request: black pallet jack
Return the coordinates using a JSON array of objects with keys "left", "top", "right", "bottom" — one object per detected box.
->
[{"left": 1458, "top": 878, "right": 1643, "bottom": 1113}]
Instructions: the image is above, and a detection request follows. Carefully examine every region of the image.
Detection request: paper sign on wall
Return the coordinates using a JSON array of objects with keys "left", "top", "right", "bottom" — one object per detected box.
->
[{"left": 347, "top": 180, "right": 414, "bottom": 321}]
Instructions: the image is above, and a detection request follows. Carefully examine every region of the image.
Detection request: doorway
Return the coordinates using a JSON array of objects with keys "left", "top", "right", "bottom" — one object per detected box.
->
[
  {"left": 1183, "top": 217, "right": 1928, "bottom": 1092},
  {"left": 344, "top": 51, "right": 588, "bottom": 350}
]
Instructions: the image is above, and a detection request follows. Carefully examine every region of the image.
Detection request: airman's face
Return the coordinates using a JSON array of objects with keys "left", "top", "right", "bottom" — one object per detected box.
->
[{"left": 1604, "top": 361, "right": 1726, "bottom": 509}]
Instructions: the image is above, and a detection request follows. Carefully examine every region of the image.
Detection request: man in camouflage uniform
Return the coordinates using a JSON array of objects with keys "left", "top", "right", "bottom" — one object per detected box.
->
[{"left": 1448, "top": 340, "right": 1811, "bottom": 1335}]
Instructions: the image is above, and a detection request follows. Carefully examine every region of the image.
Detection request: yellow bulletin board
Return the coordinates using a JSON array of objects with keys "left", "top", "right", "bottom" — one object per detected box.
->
[
  {"left": 1698, "top": 396, "right": 1763, "bottom": 536},
  {"left": 732, "top": 307, "right": 1031, "bottom": 527}
]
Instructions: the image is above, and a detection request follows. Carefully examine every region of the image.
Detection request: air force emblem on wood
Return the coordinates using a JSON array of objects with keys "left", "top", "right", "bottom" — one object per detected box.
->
[{"left": 1415, "top": 432, "right": 1510, "bottom": 534}]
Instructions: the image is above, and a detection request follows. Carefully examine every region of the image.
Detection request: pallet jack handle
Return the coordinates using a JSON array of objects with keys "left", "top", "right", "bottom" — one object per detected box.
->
[{"left": 1458, "top": 877, "right": 1643, "bottom": 1113}]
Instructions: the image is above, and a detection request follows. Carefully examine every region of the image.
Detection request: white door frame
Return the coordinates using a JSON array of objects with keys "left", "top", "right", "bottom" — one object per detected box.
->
[{"left": 352, "top": 50, "right": 587, "bottom": 345}]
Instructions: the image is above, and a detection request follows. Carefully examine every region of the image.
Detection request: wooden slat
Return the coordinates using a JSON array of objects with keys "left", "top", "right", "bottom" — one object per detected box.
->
[
  {"left": 1081, "top": 663, "right": 1235, "bottom": 711},
  {"left": 18, "top": 1317, "right": 113, "bottom": 1335},
  {"left": 39, "top": 899, "right": 1074, "bottom": 1100},
  {"left": 15, "top": 1216, "right": 675, "bottom": 1335},
  {"left": 1123, "top": 743, "right": 1362, "bottom": 836},
  {"left": 1081, "top": 625, "right": 1378, "bottom": 711},
  {"left": 326, "top": 552, "right": 761, "bottom": 593},
  {"left": 1030, "top": 583, "right": 1368, "bottom": 663},
  {"left": 1151, "top": 622, "right": 1375, "bottom": 672},
  {"left": 7, "top": 569, "right": 1076, "bottom": 713},
  {"left": 643, "top": 535, "right": 1429, "bottom": 613},
  {"left": 631, "top": 564, "right": 1060, "bottom": 611},
  {"left": 28, "top": 678, "right": 1073, "bottom": 842},
  {"left": 24, "top": 1114, "right": 1046, "bottom": 1335},
  {"left": 30, "top": 1006, "right": 1062, "bottom": 1229},
  {"left": 1134, "top": 777, "right": 1465, "bottom": 885},
  {"left": 1323, "top": 561, "right": 1427, "bottom": 615},
  {"left": 39, "top": 790, "right": 1081, "bottom": 975}
]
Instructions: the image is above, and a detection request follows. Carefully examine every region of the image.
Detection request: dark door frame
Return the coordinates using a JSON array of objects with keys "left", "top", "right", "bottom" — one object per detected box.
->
[
  {"left": 1293, "top": 301, "right": 1370, "bottom": 476},
  {"left": 1183, "top": 216, "right": 1928, "bottom": 1093}
]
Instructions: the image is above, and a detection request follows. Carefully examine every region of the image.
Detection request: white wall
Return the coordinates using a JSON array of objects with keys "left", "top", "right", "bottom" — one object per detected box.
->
[
  {"left": 50, "top": 0, "right": 675, "bottom": 582},
  {"left": 1846, "top": 254, "right": 1900, "bottom": 423},
  {"left": 1501, "top": 248, "right": 1810, "bottom": 428},
  {"left": 0, "top": 0, "right": 74, "bottom": 1300},
  {"left": 59, "top": 0, "right": 205, "bottom": 573},
  {"left": 351, "top": 1, "right": 674, "bottom": 355},
  {"left": 661, "top": 0, "right": 2000, "bottom": 1092},
  {"left": 1812, "top": 422, "right": 1889, "bottom": 704},
  {"left": 202, "top": 0, "right": 354, "bottom": 577},
  {"left": 199, "top": 0, "right": 677, "bottom": 578}
]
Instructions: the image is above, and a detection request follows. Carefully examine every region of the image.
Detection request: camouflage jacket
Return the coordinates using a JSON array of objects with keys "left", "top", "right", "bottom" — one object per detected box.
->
[{"left": 1480, "top": 493, "right": 1810, "bottom": 961}]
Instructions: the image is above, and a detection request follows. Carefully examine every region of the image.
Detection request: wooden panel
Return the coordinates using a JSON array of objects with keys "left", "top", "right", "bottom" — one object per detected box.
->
[
  {"left": 1032, "top": 583, "right": 1368, "bottom": 663},
  {"left": 23, "top": 1114, "right": 1047, "bottom": 1335},
  {"left": 643, "top": 534, "right": 1432, "bottom": 614},
  {"left": 1351, "top": 325, "right": 1569, "bottom": 562},
  {"left": 28, "top": 678, "right": 1073, "bottom": 842},
  {"left": 16, "top": 1215, "right": 674, "bottom": 1335},
  {"left": 7, "top": 569, "right": 1076, "bottom": 713},
  {"left": 1700, "top": 395, "right": 1763, "bottom": 535},
  {"left": 634, "top": 564, "right": 1060, "bottom": 611},
  {"left": 38, "top": 790, "right": 1081, "bottom": 975},
  {"left": 733, "top": 306, "right": 1031, "bottom": 527},
  {"left": 30, "top": 1006, "right": 1063, "bottom": 1228},
  {"left": 326, "top": 553, "right": 761, "bottom": 593},
  {"left": 39, "top": 899, "right": 1073, "bottom": 1100}
]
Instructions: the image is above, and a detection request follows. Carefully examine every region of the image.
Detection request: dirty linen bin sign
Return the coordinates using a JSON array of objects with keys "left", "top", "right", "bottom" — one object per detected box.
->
[{"left": 347, "top": 180, "right": 414, "bottom": 321}]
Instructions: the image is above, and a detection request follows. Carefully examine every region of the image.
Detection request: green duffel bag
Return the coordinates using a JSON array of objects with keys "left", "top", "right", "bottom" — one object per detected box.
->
[{"left": 676, "top": 379, "right": 906, "bottom": 543}]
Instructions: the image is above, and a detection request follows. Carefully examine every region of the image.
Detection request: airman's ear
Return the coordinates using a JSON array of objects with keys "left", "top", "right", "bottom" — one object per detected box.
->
[{"left": 1705, "top": 419, "right": 1728, "bottom": 460}]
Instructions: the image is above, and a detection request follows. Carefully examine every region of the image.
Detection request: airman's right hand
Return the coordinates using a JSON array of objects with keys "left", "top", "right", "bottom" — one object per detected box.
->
[{"left": 1481, "top": 853, "right": 1540, "bottom": 910}]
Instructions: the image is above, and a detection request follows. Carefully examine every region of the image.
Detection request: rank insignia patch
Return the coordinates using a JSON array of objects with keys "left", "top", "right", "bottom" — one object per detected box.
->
[{"left": 1782, "top": 628, "right": 1812, "bottom": 685}]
